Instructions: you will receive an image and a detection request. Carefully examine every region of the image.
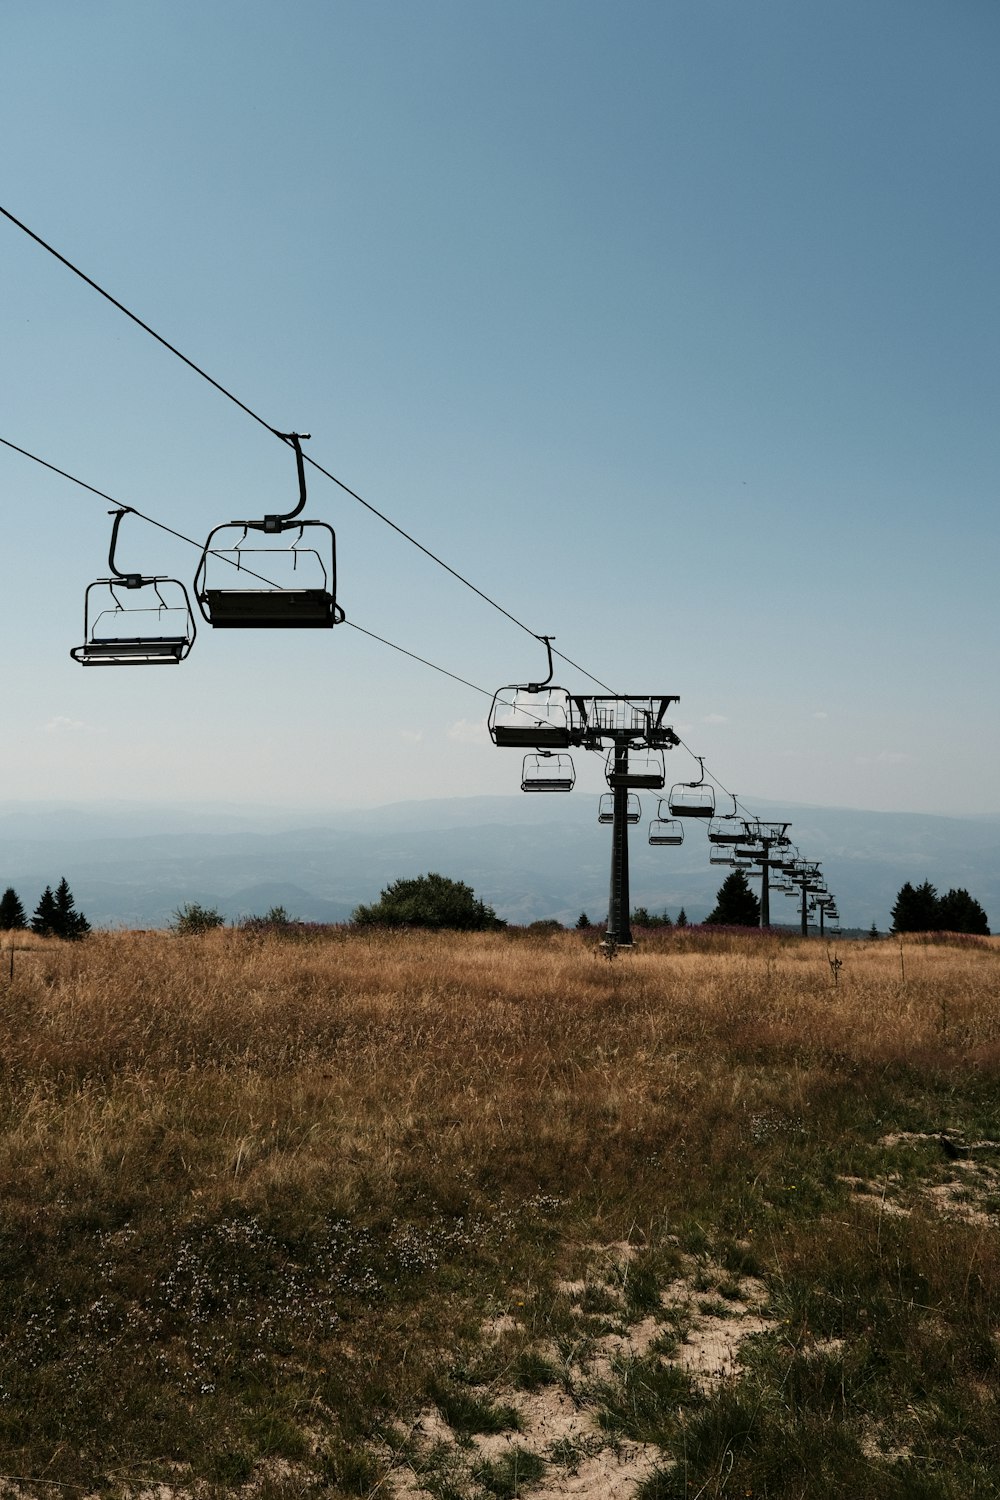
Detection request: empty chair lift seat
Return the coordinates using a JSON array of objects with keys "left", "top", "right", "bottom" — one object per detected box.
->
[
  {"left": 201, "top": 586, "right": 336, "bottom": 628},
  {"left": 489, "top": 689, "right": 572, "bottom": 748},
  {"left": 521, "top": 753, "right": 575, "bottom": 792},
  {"left": 73, "top": 635, "right": 190, "bottom": 666},
  {"left": 194, "top": 434, "right": 341, "bottom": 631}
]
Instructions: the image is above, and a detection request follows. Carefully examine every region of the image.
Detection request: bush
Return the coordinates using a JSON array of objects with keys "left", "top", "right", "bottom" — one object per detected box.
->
[
  {"left": 238, "top": 906, "right": 297, "bottom": 936},
  {"left": 352, "top": 873, "right": 506, "bottom": 932},
  {"left": 172, "top": 902, "right": 225, "bottom": 935}
]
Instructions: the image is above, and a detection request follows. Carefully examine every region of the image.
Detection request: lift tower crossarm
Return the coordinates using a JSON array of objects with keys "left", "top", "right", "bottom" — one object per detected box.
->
[{"left": 569, "top": 696, "right": 680, "bottom": 750}]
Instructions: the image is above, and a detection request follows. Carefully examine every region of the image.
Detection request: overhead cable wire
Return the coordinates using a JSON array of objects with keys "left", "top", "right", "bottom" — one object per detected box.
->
[
  {"left": 0, "top": 206, "right": 277, "bottom": 441},
  {"left": 0, "top": 436, "right": 277, "bottom": 591},
  {"left": 0, "top": 203, "right": 616, "bottom": 690},
  {"left": 3, "top": 436, "right": 195, "bottom": 551},
  {"left": 344, "top": 622, "right": 493, "bottom": 698}
]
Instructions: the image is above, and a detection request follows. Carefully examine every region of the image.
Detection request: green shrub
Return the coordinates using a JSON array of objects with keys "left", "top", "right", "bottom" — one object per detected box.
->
[
  {"left": 172, "top": 902, "right": 225, "bottom": 935},
  {"left": 352, "top": 873, "right": 505, "bottom": 932}
]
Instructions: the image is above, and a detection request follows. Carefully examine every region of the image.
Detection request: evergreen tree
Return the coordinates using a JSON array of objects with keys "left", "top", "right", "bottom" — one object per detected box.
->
[
  {"left": 659, "top": 909, "right": 673, "bottom": 928},
  {"left": 868, "top": 922, "right": 880, "bottom": 940},
  {"left": 675, "top": 908, "right": 688, "bottom": 928},
  {"left": 53, "top": 877, "right": 90, "bottom": 939},
  {"left": 31, "top": 886, "right": 59, "bottom": 936},
  {"left": 0, "top": 887, "right": 27, "bottom": 930},
  {"left": 938, "top": 888, "right": 990, "bottom": 936},
  {"left": 705, "top": 869, "right": 760, "bottom": 927},
  {"left": 891, "top": 881, "right": 940, "bottom": 933},
  {"left": 575, "top": 912, "right": 591, "bottom": 930},
  {"left": 891, "top": 880, "right": 990, "bottom": 935}
]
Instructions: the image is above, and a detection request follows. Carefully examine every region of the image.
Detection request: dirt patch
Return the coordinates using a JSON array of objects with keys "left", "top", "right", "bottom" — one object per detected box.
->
[
  {"left": 863, "top": 1136, "right": 1000, "bottom": 1225},
  {"left": 392, "top": 1244, "right": 776, "bottom": 1499}
]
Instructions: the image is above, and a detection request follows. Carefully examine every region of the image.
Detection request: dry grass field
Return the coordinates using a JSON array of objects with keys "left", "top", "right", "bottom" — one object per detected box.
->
[{"left": 1, "top": 926, "right": 999, "bottom": 1498}]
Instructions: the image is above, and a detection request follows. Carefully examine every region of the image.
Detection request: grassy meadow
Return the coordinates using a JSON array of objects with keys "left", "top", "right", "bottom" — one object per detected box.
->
[{"left": 1, "top": 925, "right": 999, "bottom": 1498}]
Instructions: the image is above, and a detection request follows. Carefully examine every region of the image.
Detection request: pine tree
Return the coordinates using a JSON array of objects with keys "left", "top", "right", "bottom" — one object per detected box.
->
[
  {"left": 868, "top": 922, "right": 879, "bottom": 940},
  {"left": 53, "top": 878, "right": 90, "bottom": 940},
  {"left": 938, "top": 888, "right": 990, "bottom": 936},
  {"left": 675, "top": 908, "right": 688, "bottom": 928},
  {"left": 0, "top": 888, "right": 27, "bottom": 930},
  {"left": 31, "top": 879, "right": 92, "bottom": 940},
  {"left": 891, "top": 881, "right": 941, "bottom": 933},
  {"left": 705, "top": 869, "right": 760, "bottom": 927},
  {"left": 890, "top": 880, "right": 990, "bottom": 935},
  {"left": 31, "top": 886, "right": 59, "bottom": 936},
  {"left": 575, "top": 912, "right": 591, "bottom": 930}
]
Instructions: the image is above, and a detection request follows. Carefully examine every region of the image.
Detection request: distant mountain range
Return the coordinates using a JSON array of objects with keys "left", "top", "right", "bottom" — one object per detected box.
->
[{"left": 0, "top": 795, "right": 996, "bottom": 933}]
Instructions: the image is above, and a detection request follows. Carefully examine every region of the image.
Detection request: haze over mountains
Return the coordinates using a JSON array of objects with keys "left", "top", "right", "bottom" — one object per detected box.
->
[{"left": 0, "top": 797, "right": 996, "bottom": 934}]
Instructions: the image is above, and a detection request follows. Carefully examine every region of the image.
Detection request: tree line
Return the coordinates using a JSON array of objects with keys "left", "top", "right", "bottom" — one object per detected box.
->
[
  {"left": 1, "top": 868, "right": 988, "bottom": 939},
  {"left": 891, "top": 881, "right": 989, "bottom": 935},
  {"left": 0, "top": 880, "right": 90, "bottom": 939}
]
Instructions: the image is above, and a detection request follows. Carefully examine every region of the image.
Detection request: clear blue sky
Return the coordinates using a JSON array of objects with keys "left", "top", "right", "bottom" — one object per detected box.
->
[{"left": 2, "top": 0, "right": 997, "bottom": 817}]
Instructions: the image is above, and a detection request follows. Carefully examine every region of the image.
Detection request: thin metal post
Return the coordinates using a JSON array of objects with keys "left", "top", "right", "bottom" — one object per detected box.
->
[
  {"left": 818, "top": 902, "right": 826, "bottom": 938},
  {"left": 606, "top": 742, "right": 633, "bottom": 947},
  {"left": 800, "top": 881, "right": 808, "bottom": 937}
]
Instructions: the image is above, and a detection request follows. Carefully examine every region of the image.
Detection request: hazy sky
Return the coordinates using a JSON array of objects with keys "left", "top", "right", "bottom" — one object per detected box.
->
[{"left": 2, "top": 0, "right": 997, "bottom": 819}]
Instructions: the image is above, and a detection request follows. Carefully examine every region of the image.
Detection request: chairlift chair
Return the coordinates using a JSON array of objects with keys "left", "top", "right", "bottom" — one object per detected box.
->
[
  {"left": 598, "top": 792, "right": 641, "bottom": 825},
  {"left": 194, "top": 434, "right": 343, "bottom": 628},
  {"left": 707, "top": 808, "right": 747, "bottom": 844},
  {"left": 668, "top": 757, "right": 716, "bottom": 818},
  {"left": 520, "top": 752, "right": 575, "bottom": 793},
  {"left": 648, "top": 801, "right": 684, "bottom": 846},
  {"left": 710, "top": 845, "right": 736, "bottom": 866},
  {"left": 71, "top": 508, "right": 196, "bottom": 666},
  {"left": 605, "top": 747, "right": 665, "bottom": 789},
  {"left": 489, "top": 636, "right": 573, "bottom": 748}
]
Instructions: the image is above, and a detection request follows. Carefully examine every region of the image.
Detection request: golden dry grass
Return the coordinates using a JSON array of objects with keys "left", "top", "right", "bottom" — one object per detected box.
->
[{"left": 1, "top": 927, "right": 999, "bottom": 1497}]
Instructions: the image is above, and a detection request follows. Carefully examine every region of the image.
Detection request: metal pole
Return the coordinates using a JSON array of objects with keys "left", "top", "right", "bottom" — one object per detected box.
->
[
  {"left": 759, "top": 839, "right": 771, "bottom": 928},
  {"left": 606, "top": 742, "right": 633, "bottom": 947},
  {"left": 818, "top": 901, "right": 826, "bottom": 938},
  {"left": 800, "top": 881, "right": 808, "bottom": 937}
]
